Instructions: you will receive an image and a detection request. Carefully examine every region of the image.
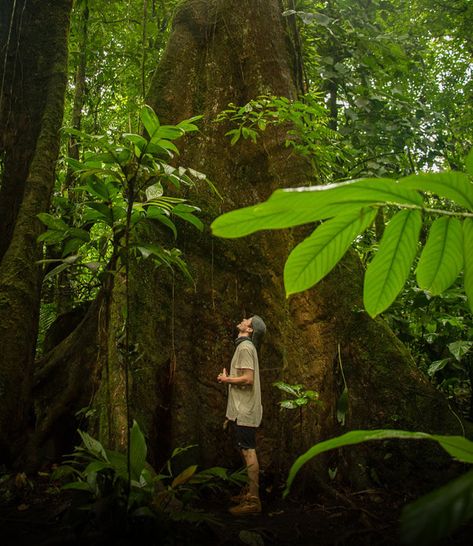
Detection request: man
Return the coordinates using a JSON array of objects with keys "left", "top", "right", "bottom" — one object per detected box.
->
[{"left": 217, "top": 314, "right": 266, "bottom": 516}]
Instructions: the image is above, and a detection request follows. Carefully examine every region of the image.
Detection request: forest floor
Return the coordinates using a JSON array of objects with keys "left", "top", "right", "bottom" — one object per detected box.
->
[{"left": 1, "top": 470, "right": 472, "bottom": 546}]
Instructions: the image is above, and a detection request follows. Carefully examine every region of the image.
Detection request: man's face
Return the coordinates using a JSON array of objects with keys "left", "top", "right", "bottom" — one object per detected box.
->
[{"left": 237, "top": 317, "right": 253, "bottom": 334}]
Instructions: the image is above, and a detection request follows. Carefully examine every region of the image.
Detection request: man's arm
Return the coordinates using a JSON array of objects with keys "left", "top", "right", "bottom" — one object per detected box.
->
[{"left": 217, "top": 368, "right": 254, "bottom": 385}]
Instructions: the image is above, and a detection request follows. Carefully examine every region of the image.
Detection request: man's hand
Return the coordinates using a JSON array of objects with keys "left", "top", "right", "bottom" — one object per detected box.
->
[{"left": 217, "top": 368, "right": 228, "bottom": 383}]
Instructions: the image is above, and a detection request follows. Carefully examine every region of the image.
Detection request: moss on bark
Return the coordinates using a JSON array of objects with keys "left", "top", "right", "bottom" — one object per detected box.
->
[{"left": 0, "top": 0, "right": 73, "bottom": 463}]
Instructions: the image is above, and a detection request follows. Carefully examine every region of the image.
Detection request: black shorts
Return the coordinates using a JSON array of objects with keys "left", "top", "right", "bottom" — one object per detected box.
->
[{"left": 230, "top": 420, "right": 257, "bottom": 450}]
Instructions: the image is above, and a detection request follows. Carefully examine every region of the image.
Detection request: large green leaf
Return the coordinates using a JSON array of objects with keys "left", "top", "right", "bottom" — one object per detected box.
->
[
  {"left": 171, "top": 465, "right": 198, "bottom": 488},
  {"left": 364, "top": 209, "right": 422, "bottom": 317},
  {"left": 86, "top": 179, "right": 119, "bottom": 201},
  {"left": 285, "top": 430, "right": 426, "bottom": 496},
  {"left": 427, "top": 358, "right": 450, "bottom": 376},
  {"left": 153, "top": 126, "right": 184, "bottom": 141},
  {"left": 284, "top": 207, "right": 377, "bottom": 295},
  {"left": 398, "top": 172, "right": 473, "bottom": 211},
  {"left": 400, "top": 469, "right": 473, "bottom": 546},
  {"left": 176, "top": 115, "right": 202, "bottom": 133},
  {"left": 435, "top": 435, "right": 473, "bottom": 463},
  {"left": 284, "top": 429, "right": 473, "bottom": 497},
  {"left": 106, "top": 449, "right": 128, "bottom": 480},
  {"left": 146, "top": 207, "right": 177, "bottom": 238},
  {"left": 78, "top": 430, "right": 108, "bottom": 461},
  {"left": 37, "top": 213, "right": 69, "bottom": 232},
  {"left": 212, "top": 178, "right": 422, "bottom": 239},
  {"left": 130, "top": 420, "right": 147, "bottom": 481},
  {"left": 159, "top": 139, "right": 180, "bottom": 153},
  {"left": 464, "top": 219, "right": 473, "bottom": 313},
  {"left": 123, "top": 133, "right": 148, "bottom": 153},
  {"left": 140, "top": 105, "right": 160, "bottom": 139},
  {"left": 416, "top": 217, "right": 463, "bottom": 295},
  {"left": 448, "top": 340, "right": 473, "bottom": 361},
  {"left": 273, "top": 381, "right": 300, "bottom": 397},
  {"left": 172, "top": 204, "right": 204, "bottom": 232},
  {"left": 62, "top": 481, "right": 94, "bottom": 492},
  {"left": 84, "top": 151, "right": 116, "bottom": 165},
  {"left": 84, "top": 202, "right": 113, "bottom": 225}
]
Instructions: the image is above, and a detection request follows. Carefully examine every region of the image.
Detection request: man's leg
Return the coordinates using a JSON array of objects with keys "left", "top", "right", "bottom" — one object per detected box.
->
[
  {"left": 229, "top": 449, "right": 261, "bottom": 515},
  {"left": 241, "top": 448, "right": 259, "bottom": 499},
  {"left": 229, "top": 424, "right": 261, "bottom": 515}
]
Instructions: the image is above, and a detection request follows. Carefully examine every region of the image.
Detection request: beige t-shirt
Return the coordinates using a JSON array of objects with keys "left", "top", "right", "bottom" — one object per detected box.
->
[{"left": 225, "top": 339, "right": 262, "bottom": 427}]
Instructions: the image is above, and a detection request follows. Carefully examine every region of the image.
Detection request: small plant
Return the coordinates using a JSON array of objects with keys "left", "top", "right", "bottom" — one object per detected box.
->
[
  {"left": 273, "top": 380, "right": 319, "bottom": 410},
  {"left": 59, "top": 421, "right": 244, "bottom": 528},
  {"left": 273, "top": 381, "right": 319, "bottom": 447}
]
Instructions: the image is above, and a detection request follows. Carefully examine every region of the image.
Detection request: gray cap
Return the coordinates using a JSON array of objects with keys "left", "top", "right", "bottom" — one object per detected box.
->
[{"left": 251, "top": 315, "right": 266, "bottom": 350}]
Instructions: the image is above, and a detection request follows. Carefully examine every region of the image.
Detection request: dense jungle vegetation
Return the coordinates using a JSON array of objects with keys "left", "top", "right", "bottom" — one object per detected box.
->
[{"left": 1, "top": 1, "right": 473, "bottom": 545}]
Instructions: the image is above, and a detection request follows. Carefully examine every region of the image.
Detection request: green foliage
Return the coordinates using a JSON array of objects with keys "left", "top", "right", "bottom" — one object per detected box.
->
[
  {"left": 61, "top": 420, "right": 245, "bottom": 524},
  {"left": 66, "top": 0, "right": 181, "bottom": 134},
  {"left": 384, "top": 282, "right": 473, "bottom": 410},
  {"left": 216, "top": 94, "right": 341, "bottom": 181},
  {"left": 286, "top": 0, "right": 473, "bottom": 177},
  {"left": 273, "top": 381, "right": 319, "bottom": 410},
  {"left": 285, "top": 207, "right": 377, "bottom": 295},
  {"left": 416, "top": 217, "right": 464, "bottom": 295},
  {"left": 283, "top": 428, "right": 473, "bottom": 545},
  {"left": 212, "top": 161, "right": 473, "bottom": 317},
  {"left": 38, "top": 106, "right": 209, "bottom": 287}
]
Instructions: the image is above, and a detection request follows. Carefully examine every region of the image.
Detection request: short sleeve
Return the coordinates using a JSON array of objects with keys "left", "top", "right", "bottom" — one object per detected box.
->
[{"left": 235, "top": 344, "right": 255, "bottom": 370}]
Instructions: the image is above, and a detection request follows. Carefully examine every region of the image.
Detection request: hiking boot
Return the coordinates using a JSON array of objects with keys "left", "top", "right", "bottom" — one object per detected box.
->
[
  {"left": 229, "top": 495, "right": 261, "bottom": 516},
  {"left": 230, "top": 486, "right": 249, "bottom": 504}
]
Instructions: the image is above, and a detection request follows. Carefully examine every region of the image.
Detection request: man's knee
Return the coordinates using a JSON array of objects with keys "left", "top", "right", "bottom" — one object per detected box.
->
[{"left": 241, "top": 448, "right": 258, "bottom": 465}]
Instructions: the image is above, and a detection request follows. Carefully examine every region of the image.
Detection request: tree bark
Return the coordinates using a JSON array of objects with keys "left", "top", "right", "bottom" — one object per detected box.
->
[
  {"left": 144, "top": 0, "right": 466, "bottom": 487},
  {"left": 0, "top": 0, "right": 73, "bottom": 463},
  {"left": 31, "top": 0, "right": 467, "bottom": 494}
]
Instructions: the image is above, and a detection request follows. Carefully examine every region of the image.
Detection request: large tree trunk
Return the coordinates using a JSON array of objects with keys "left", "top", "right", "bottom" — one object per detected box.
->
[
  {"left": 144, "top": 0, "right": 466, "bottom": 486},
  {"left": 0, "top": 0, "right": 73, "bottom": 463},
  {"left": 31, "top": 0, "right": 465, "bottom": 494}
]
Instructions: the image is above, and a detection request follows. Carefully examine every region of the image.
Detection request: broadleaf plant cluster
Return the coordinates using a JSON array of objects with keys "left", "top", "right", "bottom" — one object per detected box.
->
[
  {"left": 38, "top": 106, "right": 209, "bottom": 287},
  {"left": 60, "top": 420, "right": 245, "bottom": 528}
]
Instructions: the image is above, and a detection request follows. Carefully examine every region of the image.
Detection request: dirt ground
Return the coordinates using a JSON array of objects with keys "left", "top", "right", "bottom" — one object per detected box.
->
[{"left": 1, "top": 471, "right": 472, "bottom": 546}]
